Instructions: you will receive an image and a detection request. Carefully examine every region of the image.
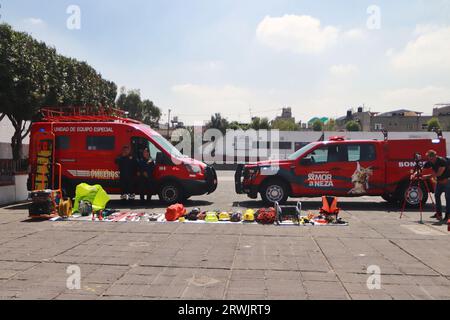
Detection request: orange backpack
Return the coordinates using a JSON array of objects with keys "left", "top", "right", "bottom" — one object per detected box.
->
[
  {"left": 165, "top": 204, "right": 186, "bottom": 221},
  {"left": 320, "top": 196, "right": 340, "bottom": 215}
]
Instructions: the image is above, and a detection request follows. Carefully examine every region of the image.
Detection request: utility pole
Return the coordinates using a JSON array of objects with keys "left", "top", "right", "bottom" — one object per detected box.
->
[{"left": 167, "top": 109, "right": 171, "bottom": 138}]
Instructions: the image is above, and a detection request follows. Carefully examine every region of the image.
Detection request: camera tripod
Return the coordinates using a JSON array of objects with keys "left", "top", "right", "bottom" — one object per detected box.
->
[{"left": 400, "top": 174, "right": 436, "bottom": 224}]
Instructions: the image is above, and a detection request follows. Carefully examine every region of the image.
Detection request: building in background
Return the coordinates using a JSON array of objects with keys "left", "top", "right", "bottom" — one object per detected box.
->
[{"left": 275, "top": 107, "right": 295, "bottom": 123}]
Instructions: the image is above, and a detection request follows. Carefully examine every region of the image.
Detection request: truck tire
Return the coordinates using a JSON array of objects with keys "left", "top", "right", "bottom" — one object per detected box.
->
[
  {"left": 260, "top": 179, "right": 289, "bottom": 205},
  {"left": 159, "top": 182, "right": 185, "bottom": 205},
  {"left": 397, "top": 181, "right": 428, "bottom": 208}
]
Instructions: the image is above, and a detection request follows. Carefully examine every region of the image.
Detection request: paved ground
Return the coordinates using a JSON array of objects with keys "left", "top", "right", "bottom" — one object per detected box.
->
[{"left": 0, "top": 171, "right": 449, "bottom": 300}]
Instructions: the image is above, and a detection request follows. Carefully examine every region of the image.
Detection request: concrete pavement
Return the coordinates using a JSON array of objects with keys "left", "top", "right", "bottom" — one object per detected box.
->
[{"left": 0, "top": 171, "right": 449, "bottom": 300}]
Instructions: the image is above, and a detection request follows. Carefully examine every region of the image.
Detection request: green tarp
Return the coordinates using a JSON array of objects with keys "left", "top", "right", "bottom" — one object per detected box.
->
[{"left": 72, "top": 183, "right": 110, "bottom": 213}]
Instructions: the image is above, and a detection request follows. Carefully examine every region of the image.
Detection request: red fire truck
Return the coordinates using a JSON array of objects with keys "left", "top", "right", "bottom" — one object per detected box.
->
[
  {"left": 27, "top": 107, "right": 217, "bottom": 204},
  {"left": 235, "top": 134, "right": 446, "bottom": 207}
]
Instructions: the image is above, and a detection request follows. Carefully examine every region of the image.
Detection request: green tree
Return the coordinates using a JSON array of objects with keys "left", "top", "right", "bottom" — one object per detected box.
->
[
  {"left": 346, "top": 120, "right": 361, "bottom": 132},
  {"left": 116, "top": 89, "right": 161, "bottom": 126},
  {"left": 141, "top": 99, "right": 161, "bottom": 126},
  {"left": 312, "top": 119, "right": 324, "bottom": 132},
  {"left": 0, "top": 23, "right": 118, "bottom": 160},
  {"left": 271, "top": 119, "right": 300, "bottom": 131},
  {"left": 206, "top": 113, "right": 229, "bottom": 133},
  {"left": 250, "top": 117, "right": 270, "bottom": 130},
  {"left": 324, "top": 118, "right": 336, "bottom": 131},
  {"left": 427, "top": 117, "right": 441, "bottom": 132}
]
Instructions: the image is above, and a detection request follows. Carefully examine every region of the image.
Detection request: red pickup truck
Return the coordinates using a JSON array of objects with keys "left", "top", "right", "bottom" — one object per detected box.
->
[{"left": 235, "top": 136, "right": 446, "bottom": 207}]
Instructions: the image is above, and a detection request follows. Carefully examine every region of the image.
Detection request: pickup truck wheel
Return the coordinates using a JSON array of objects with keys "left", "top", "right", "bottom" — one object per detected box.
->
[
  {"left": 159, "top": 182, "right": 185, "bottom": 205},
  {"left": 398, "top": 181, "right": 428, "bottom": 208},
  {"left": 260, "top": 179, "right": 289, "bottom": 205}
]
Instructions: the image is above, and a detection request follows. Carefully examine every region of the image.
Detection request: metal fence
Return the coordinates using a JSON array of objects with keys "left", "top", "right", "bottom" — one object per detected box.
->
[{"left": 0, "top": 159, "right": 28, "bottom": 186}]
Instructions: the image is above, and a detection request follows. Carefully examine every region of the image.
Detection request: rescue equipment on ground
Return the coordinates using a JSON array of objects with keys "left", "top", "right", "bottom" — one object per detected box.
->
[
  {"left": 79, "top": 200, "right": 93, "bottom": 216},
  {"left": 186, "top": 208, "right": 200, "bottom": 221},
  {"left": 57, "top": 198, "right": 73, "bottom": 217},
  {"left": 230, "top": 211, "right": 242, "bottom": 222},
  {"left": 219, "top": 212, "right": 231, "bottom": 221},
  {"left": 243, "top": 209, "right": 255, "bottom": 222},
  {"left": 256, "top": 207, "right": 276, "bottom": 225},
  {"left": 197, "top": 212, "right": 206, "bottom": 220},
  {"left": 165, "top": 203, "right": 186, "bottom": 222},
  {"left": 28, "top": 190, "right": 57, "bottom": 218},
  {"left": 205, "top": 211, "right": 219, "bottom": 223},
  {"left": 320, "top": 196, "right": 340, "bottom": 215},
  {"left": 73, "top": 183, "right": 110, "bottom": 214},
  {"left": 275, "top": 201, "right": 302, "bottom": 225}
]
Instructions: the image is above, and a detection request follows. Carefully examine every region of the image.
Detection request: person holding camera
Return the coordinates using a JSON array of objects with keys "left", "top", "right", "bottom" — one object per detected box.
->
[{"left": 422, "top": 150, "right": 450, "bottom": 221}]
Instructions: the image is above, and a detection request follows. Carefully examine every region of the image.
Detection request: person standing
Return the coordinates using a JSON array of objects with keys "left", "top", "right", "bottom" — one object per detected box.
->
[
  {"left": 115, "top": 145, "right": 138, "bottom": 201},
  {"left": 422, "top": 150, "right": 450, "bottom": 222},
  {"left": 137, "top": 148, "right": 155, "bottom": 202}
]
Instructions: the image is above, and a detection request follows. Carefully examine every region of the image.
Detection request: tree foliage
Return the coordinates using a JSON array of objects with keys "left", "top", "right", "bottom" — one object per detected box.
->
[
  {"left": 312, "top": 119, "right": 324, "bottom": 132},
  {"left": 271, "top": 119, "right": 300, "bottom": 131},
  {"left": 324, "top": 118, "right": 336, "bottom": 131},
  {"left": 206, "top": 113, "right": 230, "bottom": 133},
  {"left": 427, "top": 117, "right": 441, "bottom": 132},
  {"left": 116, "top": 88, "right": 161, "bottom": 126},
  {"left": 345, "top": 120, "right": 361, "bottom": 132},
  {"left": 0, "top": 23, "right": 117, "bottom": 160}
]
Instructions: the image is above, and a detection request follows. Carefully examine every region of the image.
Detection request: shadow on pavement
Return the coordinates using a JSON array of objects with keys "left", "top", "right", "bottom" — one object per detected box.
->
[
  {"left": 233, "top": 200, "right": 436, "bottom": 212},
  {"left": 107, "top": 199, "right": 213, "bottom": 210}
]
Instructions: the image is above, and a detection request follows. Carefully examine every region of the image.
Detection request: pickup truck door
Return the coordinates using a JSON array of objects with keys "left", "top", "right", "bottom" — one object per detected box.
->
[
  {"left": 340, "top": 143, "right": 384, "bottom": 196},
  {"left": 293, "top": 145, "right": 344, "bottom": 196}
]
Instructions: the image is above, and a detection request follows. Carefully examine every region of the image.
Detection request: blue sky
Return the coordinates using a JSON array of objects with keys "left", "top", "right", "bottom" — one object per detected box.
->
[{"left": 1, "top": 0, "right": 450, "bottom": 124}]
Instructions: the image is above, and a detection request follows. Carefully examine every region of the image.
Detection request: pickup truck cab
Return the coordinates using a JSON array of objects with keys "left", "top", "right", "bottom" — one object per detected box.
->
[{"left": 235, "top": 136, "right": 446, "bottom": 207}]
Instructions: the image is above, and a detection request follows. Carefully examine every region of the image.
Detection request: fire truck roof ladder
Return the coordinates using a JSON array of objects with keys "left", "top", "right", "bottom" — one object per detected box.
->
[{"left": 40, "top": 106, "right": 141, "bottom": 124}]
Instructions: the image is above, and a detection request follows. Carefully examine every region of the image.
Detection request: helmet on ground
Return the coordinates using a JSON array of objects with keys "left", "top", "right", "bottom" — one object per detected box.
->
[
  {"left": 205, "top": 211, "right": 219, "bottom": 223},
  {"left": 230, "top": 212, "right": 242, "bottom": 222},
  {"left": 243, "top": 209, "right": 255, "bottom": 222},
  {"left": 218, "top": 212, "right": 230, "bottom": 221},
  {"left": 186, "top": 208, "right": 200, "bottom": 221},
  {"left": 197, "top": 212, "right": 206, "bottom": 220}
]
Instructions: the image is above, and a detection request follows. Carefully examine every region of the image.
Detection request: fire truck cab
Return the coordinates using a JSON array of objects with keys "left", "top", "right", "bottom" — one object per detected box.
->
[
  {"left": 235, "top": 134, "right": 446, "bottom": 207},
  {"left": 28, "top": 107, "right": 217, "bottom": 204}
]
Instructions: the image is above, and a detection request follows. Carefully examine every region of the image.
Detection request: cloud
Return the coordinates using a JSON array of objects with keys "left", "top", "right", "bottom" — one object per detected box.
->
[
  {"left": 381, "top": 86, "right": 449, "bottom": 108},
  {"left": 391, "top": 25, "right": 450, "bottom": 70},
  {"left": 330, "top": 64, "right": 359, "bottom": 76},
  {"left": 256, "top": 15, "right": 339, "bottom": 54},
  {"left": 343, "top": 28, "right": 366, "bottom": 40}
]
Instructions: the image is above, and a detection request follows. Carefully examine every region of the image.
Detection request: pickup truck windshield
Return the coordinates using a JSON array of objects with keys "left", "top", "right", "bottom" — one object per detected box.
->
[
  {"left": 152, "top": 134, "right": 187, "bottom": 159},
  {"left": 287, "top": 142, "right": 318, "bottom": 160}
]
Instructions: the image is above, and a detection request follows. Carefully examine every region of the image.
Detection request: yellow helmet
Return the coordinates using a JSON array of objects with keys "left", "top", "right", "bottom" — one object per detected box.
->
[
  {"left": 243, "top": 209, "right": 255, "bottom": 222},
  {"left": 218, "top": 212, "right": 230, "bottom": 221},
  {"left": 205, "top": 212, "right": 219, "bottom": 223}
]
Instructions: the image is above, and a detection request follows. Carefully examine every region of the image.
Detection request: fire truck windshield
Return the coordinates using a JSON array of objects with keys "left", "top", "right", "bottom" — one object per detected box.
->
[
  {"left": 287, "top": 142, "right": 318, "bottom": 160},
  {"left": 152, "top": 134, "right": 187, "bottom": 159}
]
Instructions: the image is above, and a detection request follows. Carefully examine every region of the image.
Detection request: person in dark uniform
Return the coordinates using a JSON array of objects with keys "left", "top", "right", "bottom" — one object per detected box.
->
[
  {"left": 137, "top": 148, "right": 155, "bottom": 202},
  {"left": 422, "top": 150, "right": 450, "bottom": 222},
  {"left": 115, "top": 145, "right": 138, "bottom": 201}
]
